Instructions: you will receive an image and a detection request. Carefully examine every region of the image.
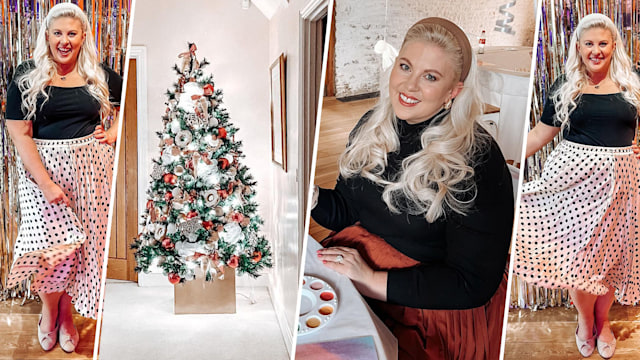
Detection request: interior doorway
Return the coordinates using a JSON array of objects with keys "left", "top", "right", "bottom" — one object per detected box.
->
[
  {"left": 299, "top": 0, "right": 330, "bottom": 267},
  {"left": 107, "top": 58, "right": 139, "bottom": 281}
]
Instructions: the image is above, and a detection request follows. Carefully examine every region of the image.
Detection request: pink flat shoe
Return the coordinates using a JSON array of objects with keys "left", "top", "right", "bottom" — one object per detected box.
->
[
  {"left": 576, "top": 325, "right": 597, "bottom": 357},
  {"left": 59, "top": 322, "right": 79, "bottom": 353},
  {"left": 37, "top": 315, "right": 58, "bottom": 351},
  {"left": 597, "top": 330, "right": 616, "bottom": 359}
]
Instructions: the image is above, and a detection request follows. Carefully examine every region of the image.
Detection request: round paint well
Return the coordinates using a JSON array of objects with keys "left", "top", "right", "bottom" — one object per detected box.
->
[
  {"left": 306, "top": 317, "right": 322, "bottom": 328},
  {"left": 319, "top": 305, "right": 334, "bottom": 316},
  {"left": 299, "top": 289, "right": 316, "bottom": 316},
  {"left": 310, "top": 281, "right": 324, "bottom": 290},
  {"left": 320, "top": 291, "right": 334, "bottom": 301}
]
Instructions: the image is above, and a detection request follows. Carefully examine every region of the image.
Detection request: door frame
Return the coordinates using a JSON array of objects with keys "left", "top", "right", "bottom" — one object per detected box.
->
[
  {"left": 128, "top": 46, "right": 159, "bottom": 286},
  {"left": 298, "top": 0, "right": 330, "bottom": 270}
]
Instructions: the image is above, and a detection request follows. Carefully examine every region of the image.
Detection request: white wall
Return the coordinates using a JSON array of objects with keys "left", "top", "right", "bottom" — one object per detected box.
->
[
  {"left": 132, "top": 1, "right": 272, "bottom": 283},
  {"left": 335, "top": 0, "right": 536, "bottom": 98},
  {"left": 266, "top": 0, "right": 308, "bottom": 352}
]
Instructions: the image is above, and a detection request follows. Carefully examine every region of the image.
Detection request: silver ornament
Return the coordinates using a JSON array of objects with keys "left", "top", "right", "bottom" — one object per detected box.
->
[
  {"left": 185, "top": 113, "right": 200, "bottom": 128},
  {"left": 151, "top": 163, "right": 164, "bottom": 180},
  {"left": 203, "top": 189, "right": 219, "bottom": 207},
  {"left": 178, "top": 217, "right": 204, "bottom": 234},
  {"left": 175, "top": 130, "right": 193, "bottom": 148}
]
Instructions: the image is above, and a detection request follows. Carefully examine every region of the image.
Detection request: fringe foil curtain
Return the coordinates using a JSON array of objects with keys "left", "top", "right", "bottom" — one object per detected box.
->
[
  {"left": 0, "top": 0, "right": 130, "bottom": 301},
  {"left": 511, "top": 0, "right": 639, "bottom": 310}
]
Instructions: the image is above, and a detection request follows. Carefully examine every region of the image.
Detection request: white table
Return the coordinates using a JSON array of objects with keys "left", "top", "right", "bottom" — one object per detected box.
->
[{"left": 296, "top": 236, "right": 398, "bottom": 360}]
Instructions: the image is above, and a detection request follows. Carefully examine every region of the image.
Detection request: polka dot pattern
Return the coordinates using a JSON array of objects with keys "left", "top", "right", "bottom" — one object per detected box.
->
[
  {"left": 514, "top": 141, "right": 640, "bottom": 305},
  {"left": 7, "top": 135, "right": 114, "bottom": 319}
]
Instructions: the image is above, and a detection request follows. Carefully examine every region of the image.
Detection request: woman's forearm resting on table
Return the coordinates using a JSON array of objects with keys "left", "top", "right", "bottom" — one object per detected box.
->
[{"left": 353, "top": 271, "right": 388, "bottom": 301}]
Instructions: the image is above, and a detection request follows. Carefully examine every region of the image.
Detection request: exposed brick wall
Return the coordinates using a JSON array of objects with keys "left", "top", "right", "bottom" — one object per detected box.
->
[{"left": 334, "top": 0, "right": 536, "bottom": 98}]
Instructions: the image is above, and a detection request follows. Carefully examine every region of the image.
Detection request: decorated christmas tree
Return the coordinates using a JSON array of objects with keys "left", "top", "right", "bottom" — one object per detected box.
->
[{"left": 133, "top": 43, "right": 272, "bottom": 284}]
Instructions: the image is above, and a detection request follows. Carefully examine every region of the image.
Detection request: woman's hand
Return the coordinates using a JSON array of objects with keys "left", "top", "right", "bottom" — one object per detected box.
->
[
  {"left": 40, "top": 181, "right": 71, "bottom": 206},
  {"left": 93, "top": 124, "right": 117, "bottom": 145},
  {"left": 317, "top": 246, "right": 388, "bottom": 301},
  {"left": 633, "top": 143, "right": 640, "bottom": 159}
]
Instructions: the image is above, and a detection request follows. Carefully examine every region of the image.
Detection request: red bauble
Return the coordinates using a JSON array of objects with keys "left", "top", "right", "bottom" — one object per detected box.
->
[
  {"left": 217, "top": 189, "right": 229, "bottom": 199},
  {"left": 163, "top": 173, "right": 178, "bottom": 185},
  {"left": 187, "top": 210, "right": 199, "bottom": 219},
  {"left": 164, "top": 192, "right": 173, "bottom": 201},
  {"left": 202, "top": 220, "right": 214, "bottom": 230},
  {"left": 168, "top": 273, "right": 181, "bottom": 284},
  {"left": 218, "top": 127, "right": 227, "bottom": 139},
  {"left": 227, "top": 255, "right": 239, "bottom": 269},
  {"left": 231, "top": 212, "right": 244, "bottom": 223},
  {"left": 161, "top": 238, "right": 175, "bottom": 250},
  {"left": 218, "top": 158, "right": 230, "bottom": 170},
  {"left": 203, "top": 84, "right": 214, "bottom": 96}
]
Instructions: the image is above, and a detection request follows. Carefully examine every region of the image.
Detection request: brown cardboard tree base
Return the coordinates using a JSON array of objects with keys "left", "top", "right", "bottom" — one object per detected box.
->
[{"left": 174, "top": 267, "right": 236, "bottom": 314}]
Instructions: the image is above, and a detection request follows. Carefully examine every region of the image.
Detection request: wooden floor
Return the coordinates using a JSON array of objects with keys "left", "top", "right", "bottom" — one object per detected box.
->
[
  {"left": 505, "top": 304, "right": 640, "bottom": 359},
  {"left": 0, "top": 297, "right": 96, "bottom": 359},
  {"left": 308, "top": 96, "right": 378, "bottom": 242}
]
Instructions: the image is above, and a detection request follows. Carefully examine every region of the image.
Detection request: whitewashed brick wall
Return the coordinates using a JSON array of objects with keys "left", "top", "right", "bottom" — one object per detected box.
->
[{"left": 335, "top": 0, "right": 536, "bottom": 98}]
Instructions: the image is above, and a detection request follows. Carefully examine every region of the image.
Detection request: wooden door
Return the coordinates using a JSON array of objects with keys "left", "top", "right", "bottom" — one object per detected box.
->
[
  {"left": 324, "top": 0, "right": 336, "bottom": 97},
  {"left": 107, "top": 59, "right": 138, "bottom": 281}
]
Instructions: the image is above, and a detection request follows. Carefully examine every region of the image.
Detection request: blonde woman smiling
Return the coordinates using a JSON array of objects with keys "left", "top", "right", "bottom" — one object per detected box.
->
[
  {"left": 312, "top": 17, "right": 513, "bottom": 360},
  {"left": 5, "top": 3, "right": 121, "bottom": 353},
  {"left": 515, "top": 13, "right": 640, "bottom": 359}
]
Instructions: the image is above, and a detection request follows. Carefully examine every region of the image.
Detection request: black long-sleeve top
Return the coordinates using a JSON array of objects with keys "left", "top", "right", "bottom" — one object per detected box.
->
[{"left": 312, "top": 110, "right": 514, "bottom": 309}]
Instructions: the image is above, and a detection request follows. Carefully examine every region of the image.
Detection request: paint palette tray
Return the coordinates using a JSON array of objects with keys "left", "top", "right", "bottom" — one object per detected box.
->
[{"left": 298, "top": 275, "right": 338, "bottom": 335}]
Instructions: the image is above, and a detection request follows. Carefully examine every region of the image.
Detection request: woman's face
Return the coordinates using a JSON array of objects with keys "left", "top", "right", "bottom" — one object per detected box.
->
[
  {"left": 389, "top": 40, "right": 463, "bottom": 124},
  {"left": 46, "top": 16, "right": 85, "bottom": 69},
  {"left": 577, "top": 27, "right": 615, "bottom": 76}
]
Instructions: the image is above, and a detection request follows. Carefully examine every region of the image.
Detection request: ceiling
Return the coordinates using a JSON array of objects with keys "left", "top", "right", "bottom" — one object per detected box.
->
[{"left": 250, "top": 0, "right": 282, "bottom": 19}]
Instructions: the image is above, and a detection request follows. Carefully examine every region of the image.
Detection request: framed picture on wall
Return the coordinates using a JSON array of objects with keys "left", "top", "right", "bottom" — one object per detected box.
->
[{"left": 270, "top": 53, "right": 287, "bottom": 172}]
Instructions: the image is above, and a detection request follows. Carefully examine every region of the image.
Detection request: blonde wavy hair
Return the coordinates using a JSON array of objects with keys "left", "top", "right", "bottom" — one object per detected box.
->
[
  {"left": 553, "top": 13, "right": 640, "bottom": 129},
  {"left": 338, "top": 21, "right": 488, "bottom": 222},
  {"left": 18, "top": 2, "right": 111, "bottom": 121}
]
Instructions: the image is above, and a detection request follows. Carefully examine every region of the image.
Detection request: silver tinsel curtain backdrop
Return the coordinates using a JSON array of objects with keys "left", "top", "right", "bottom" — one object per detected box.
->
[
  {"left": 511, "top": 0, "right": 639, "bottom": 310},
  {"left": 0, "top": 0, "right": 130, "bottom": 300}
]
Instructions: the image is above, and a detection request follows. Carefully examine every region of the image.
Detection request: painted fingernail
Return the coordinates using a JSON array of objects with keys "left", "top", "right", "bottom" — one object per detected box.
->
[{"left": 322, "top": 260, "right": 327, "bottom": 264}]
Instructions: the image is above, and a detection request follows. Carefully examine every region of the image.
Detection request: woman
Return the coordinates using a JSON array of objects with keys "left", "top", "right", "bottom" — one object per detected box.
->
[
  {"left": 4, "top": 3, "right": 121, "bottom": 353},
  {"left": 311, "top": 17, "right": 513, "bottom": 359},
  {"left": 514, "top": 13, "right": 640, "bottom": 359}
]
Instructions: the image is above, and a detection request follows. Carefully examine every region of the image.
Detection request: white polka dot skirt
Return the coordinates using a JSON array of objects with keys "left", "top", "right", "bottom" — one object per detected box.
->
[
  {"left": 7, "top": 134, "right": 114, "bottom": 319},
  {"left": 515, "top": 140, "right": 640, "bottom": 304}
]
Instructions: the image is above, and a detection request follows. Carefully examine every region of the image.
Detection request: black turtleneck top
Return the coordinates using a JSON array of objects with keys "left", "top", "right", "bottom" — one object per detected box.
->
[{"left": 311, "top": 110, "right": 514, "bottom": 309}]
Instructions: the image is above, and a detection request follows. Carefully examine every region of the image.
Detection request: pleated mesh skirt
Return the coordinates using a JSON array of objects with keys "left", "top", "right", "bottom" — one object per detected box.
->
[
  {"left": 7, "top": 134, "right": 114, "bottom": 318},
  {"left": 323, "top": 225, "right": 507, "bottom": 360},
  {"left": 514, "top": 140, "right": 640, "bottom": 304}
]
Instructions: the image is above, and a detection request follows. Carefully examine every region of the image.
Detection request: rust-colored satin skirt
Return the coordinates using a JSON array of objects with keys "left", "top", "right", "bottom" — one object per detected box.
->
[{"left": 322, "top": 225, "right": 507, "bottom": 360}]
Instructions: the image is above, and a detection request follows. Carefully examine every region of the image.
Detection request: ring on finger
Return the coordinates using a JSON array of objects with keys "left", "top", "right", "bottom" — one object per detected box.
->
[{"left": 335, "top": 254, "right": 344, "bottom": 264}]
